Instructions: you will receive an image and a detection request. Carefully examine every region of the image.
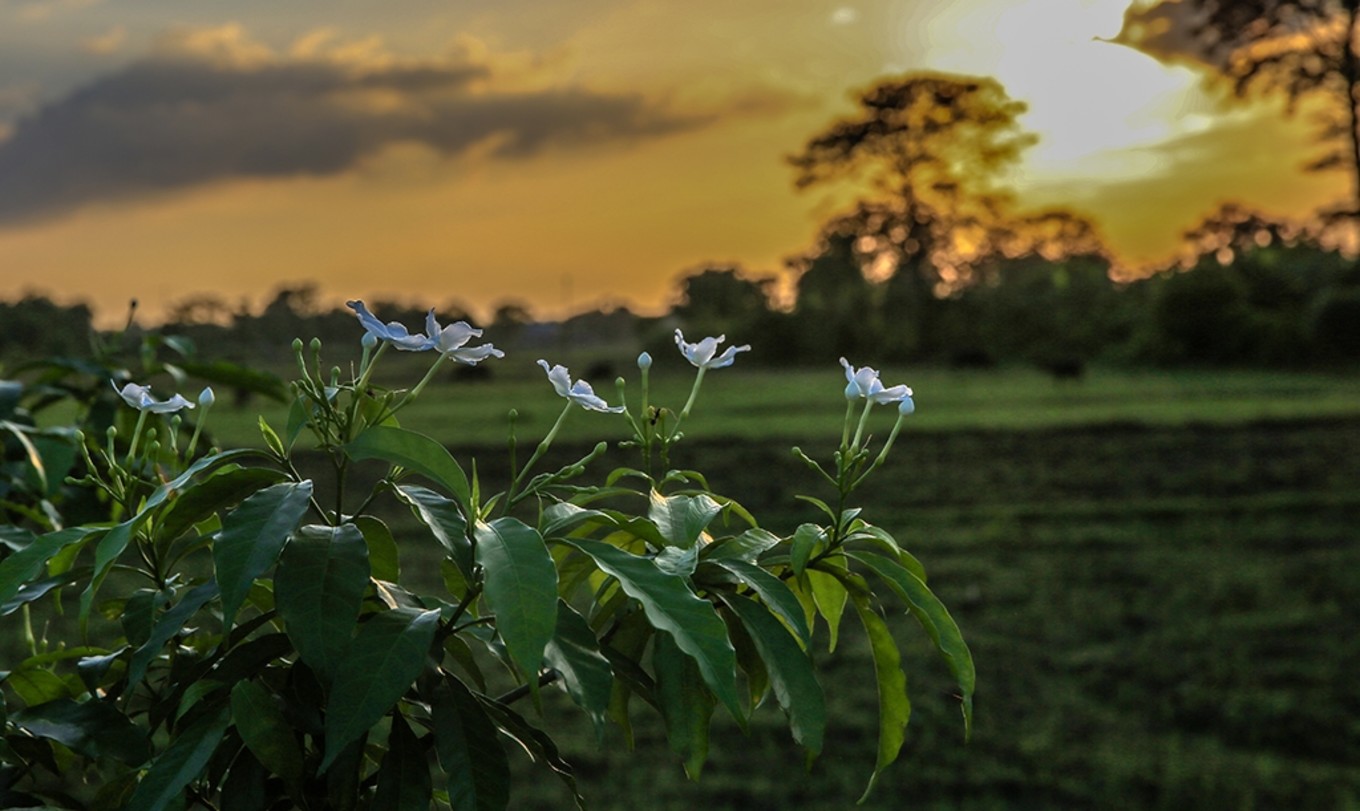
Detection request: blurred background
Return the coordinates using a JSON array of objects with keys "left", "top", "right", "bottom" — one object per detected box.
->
[{"left": 2, "top": 0, "right": 1358, "bottom": 808}]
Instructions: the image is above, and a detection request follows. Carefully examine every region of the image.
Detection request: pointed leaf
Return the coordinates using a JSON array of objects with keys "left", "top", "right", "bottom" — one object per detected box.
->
[
  {"left": 395, "top": 485, "right": 472, "bottom": 578},
  {"left": 652, "top": 630, "right": 715, "bottom": 779},
  {"left": 80, "top": 519, "right": 142, "bottom": 632},
  {"left": 432, "top": 675, "right": 510, "bottom": 811},
  {"left": 230, "top": 680, "right": 304, "bottom": 785},
  {"left": 346, "top": 425, "right": 469, "bottom": 506},
  {"left": 321, "top": 608, "right": 439, "bottom": 771},
  {"left": 127, "top": 582, "right": 220, "bottom": 687},
  {"left": 0, "top": 526, "right": 96, "bottom": 607},
  {"left": 158, "top": 467, "right": 287, "bottom": 542},
  {"left": 373, "top": 712, "right": 432, "bottom": 811},
  {"left": 11, "top": 697, "right": 151, "bottom": 765},
  {"left": 213, "top": 480, "right": 314, "bottom": 629},
  {"left": 847, "top": 550, "right": 974, "bottom": 736},
  {"left": 275, "top": 524, "right": 370, "bottom": 682},
  {"left": 125, "top": 704, "right": 231, "bottom": 811},
  {"left": 711, "top": 558, "right": 811, "bottom": 649},
  {"left": 648, "top": 490, "right": 722, "bottom": 548},
  {"left": 719, "top": 593, "right": 826, "bottom": 757},
  {"left": 701, "top": 528, "right": 781, "bottom": 563},
  {"left": 789, "top": 524, "right": 824, "bottom": 576},
  {"left": 559, "top": 537, "right": 740, "bottom": 721},
  {"left": 807, "top": 559, "right": 848, "bottom": 652},
  {"left": 474, "top": 695, "right": 587, "bottom": 811},
  {"left": 473, "top": 518, "right": 558, "bottom": 679},
  {"left": 842, "top": 575, "right": 910, "bottom": 804},
  {"left": 354, "top": 515, "right": 400, "bottom": 582},
  {"left": 655, "top": 545, "right": 698, "bottom": 577},
  {"left": 542, "top": 600, "right": 613, "bottom": 739}
]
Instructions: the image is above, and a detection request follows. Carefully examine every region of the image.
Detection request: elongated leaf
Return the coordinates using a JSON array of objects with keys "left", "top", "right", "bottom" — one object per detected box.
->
[
  {"left": 711, "top": 558, "right": 811, "bottom": 649},
  {"left": 11, "top": 697, "right": 151, "bottom": 765},
  {"left": 127, "top": 582, "right": 220, "bottom": 687},
  {"left": 652, "top": 631, "right": 715, "bottom": 779},
  {"left": 720, "top": 593, "right": 826, "bottom": 757},
  {"left": 354, "top": 515, "right": 400, "bottom": 582},
  {"left": 473, "top": 518, "right": 558, "bottom": 679},
  {"left": 0, "top": 526, "right": 96, "bottom": 607},
  {"left": 807, "top": 560, "right": 849, "bottom": 652},
  {"left": 648, "top": 491, "right": 722, "bottom": 548},
  {"left": 789, "top": 524, "right": 824, "bottom": 576},
  {"left": 847, "top": 550, "right": 974, "bottom": 736},
  {"left": 655, "top": 545, "right": 698, "bottom": 577},
  {"left": 125, "top": 704, "right": 231, "bottom": 811},
  {"left": 1, "top": 565, "right": 91, "bottom": 616},
  {"left": 144, "top": 448, "right": 260, "bottom": 512},
  {"left": 700, "top": 528, "right": 780, "bottom": 563},
  {"left": 321, "top": 608, "right": 439, "bottom": 771},
  {"left": 432, "top": 674, "right": 510, "bottom": 811},
  {"left": 475, "top": 694, "right": 587, "bottom": 811},
  {"left": 80, "top": 519, "right": 142, "bottom": 633},
  {"left": 396, "top": 485, "right": 472, "bottom": 578},
  {"left": 346, "top": 425, "right": 470, "bottom": 506},
  {"left": 158, "top": 467, "right": 287, "bottom": 542},
  {"left": 230, "top": 680, "right": 304, "bottom": 785},
  {"left": 844, "top": 577, "right": 910, "bottom": 804},
  {"left": 213, "top": 480, "right": 313, "bottom": 629},
  {"left": 275, "top": 524, "right": 370, "bottom": 682},
  {"left": 559, "top": 538, "right": 741, "bottom": 721},
  {"left": 374, "top": 713, "right": 432, "bottom": 811},
  {"left": 543, "top": 600, "right": 613, "bottom": 740}
]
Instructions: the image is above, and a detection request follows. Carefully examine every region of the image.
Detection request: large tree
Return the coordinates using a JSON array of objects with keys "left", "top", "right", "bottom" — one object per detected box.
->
[{"left": 1119, "top": 0, "right": 1360, "bottom": 226}]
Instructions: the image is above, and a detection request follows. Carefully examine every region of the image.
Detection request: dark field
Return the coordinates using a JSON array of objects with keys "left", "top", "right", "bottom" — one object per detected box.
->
[{"left": 427, "top": 417, "right": 1358, "bottom": 810}]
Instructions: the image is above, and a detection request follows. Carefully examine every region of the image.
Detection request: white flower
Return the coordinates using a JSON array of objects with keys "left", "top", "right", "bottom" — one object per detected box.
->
[
  {"left": 112, "top": 382, "right": 196, "bottom": 414},
  {"left": 198, "top": 387, "right": 216, "bottom": 408},
  {"left": 839, "top": 358, "right": 912, "bottom": 405},
  {"left": 537, "top": 360, "right": 625, "bottom": 413},
  {"left": 425, "top": 310, "right": 504, "bottom": 365},
  {"left": 674, "top": 330, "right": 750, "bottom": 369},
  {"left": 346, "top": 300, "right": 433, "bottom": 351}
]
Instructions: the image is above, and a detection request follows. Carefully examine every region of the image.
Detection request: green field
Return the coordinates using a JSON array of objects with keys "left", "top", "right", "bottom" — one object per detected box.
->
[{"left": 240, "top": 367, "right": 1352, "bottom": 810}]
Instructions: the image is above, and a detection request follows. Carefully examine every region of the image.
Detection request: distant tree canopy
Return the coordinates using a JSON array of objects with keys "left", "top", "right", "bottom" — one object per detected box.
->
[{"left": 1122, "top": 0, "right": 1360, "bottom": 226}]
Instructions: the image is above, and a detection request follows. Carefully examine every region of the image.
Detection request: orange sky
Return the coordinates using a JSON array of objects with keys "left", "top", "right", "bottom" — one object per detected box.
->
[{"left": 0, "top": 0, "right": 1349, "bottom": 326}]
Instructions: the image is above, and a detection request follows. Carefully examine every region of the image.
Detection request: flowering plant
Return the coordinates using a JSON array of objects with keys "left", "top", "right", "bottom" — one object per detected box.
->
[{"left": 0, "top": 303, "right": 970, "bottom": 810}]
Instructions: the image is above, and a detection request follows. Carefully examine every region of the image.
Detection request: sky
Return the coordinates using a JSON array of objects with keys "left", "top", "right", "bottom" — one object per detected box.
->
[{"left": 0, "top": 0, "right": 1349, "bottom": 325}]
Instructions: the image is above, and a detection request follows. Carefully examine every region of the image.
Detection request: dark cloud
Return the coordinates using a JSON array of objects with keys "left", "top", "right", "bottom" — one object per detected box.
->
[
  {"left": 0, "top": 42, "right": 702, "bottom": 225},
  {"left": 1108, "top": 0, "right": 1215, "bottom": 67}
]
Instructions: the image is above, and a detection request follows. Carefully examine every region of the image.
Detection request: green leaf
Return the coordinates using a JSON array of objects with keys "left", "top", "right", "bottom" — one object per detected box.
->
[
  {"left": 11, "top": 698, "right": 151, "bottom": 765},
  {"left": 720, "top": 593, "right": 826, "bottom": 758},
  {"left": 542, "top": 600, "right": 613, "bottom": 740},
  {"left": 432, "top": 674, "right": 510, "bottom": 811},
  {"left": 395, "top": 485, "right": 472, "bottom": 579},
  {"left": 373, "top": 712, "right": 432, "bottom": 811},
  {"left": 473, "top": 518, "right": 558, "bottom": 680},
  {"left": 700, "top": 527, "right": 781, "bottom": 563},
  {"left": 0, "top": 526, "right": 97, "bottom": 608},
  {"left": 559, "top": 537, "right": 741, "bottom": 721},
  {"left": 321, "top": 607, "right": 439, "bottom": 771},
  {"left": 127, "top": 582, "right": 220, "bottom": 687},
  {"left": 655, "top": 545, "right": 698, "bottom": 577},
  {"left": 230, "top": 680, "right": 305, "bottom": 785},
  {"left": 710, "top": 558, "right": 811, "bottom": 649},
  {"left": 5, "top": 665, "right": 75, "bottom": 705},
  {"left": 80, "top": 519, "right": 143, "bottom": 633},
  {"left": 648, "top": 490, "right": 722, "bottom": 548},
  {"left": 213, "top": 480, "right": 314, "bottom": 629},
  {"left": 652, "top": 631, "right": 715, "bottom": 779},
  {"left": 475, "top": 694, "right": 587, "bottom": 811},
  {"left": 354, "top": 515, "right": 400, "bottom": 582},
  {"left": 275, "top": 524, "right": 370, "bottom": 683},
  {"left": 124, "top": 704, "right": 231, "bottom": 811},
  {"left": 789, "top": 524, "right": 824, "bottom": 576},
  {"left": 844, "top": 577, "right": 910, "bottom": 804},
  {"left": 346, "top": 425, "right": 470, "bottom": 506},
  {"left": 158, "top": 467, "right": 287, "bottom": 542},
  {"left": 847, "top": 550, "right": 975, "bottom": 736},
  {"left": 807, "top": 559, "right": 849, "bottom": 652}
]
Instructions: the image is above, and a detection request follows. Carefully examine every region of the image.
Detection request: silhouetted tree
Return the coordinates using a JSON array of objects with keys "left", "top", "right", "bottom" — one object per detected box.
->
[
  {"left": 1121, "top": 0, "right": 1360, "bottom": 226},
  {"left": 672, "top": 266, "right": 774, "bottom": 337}
]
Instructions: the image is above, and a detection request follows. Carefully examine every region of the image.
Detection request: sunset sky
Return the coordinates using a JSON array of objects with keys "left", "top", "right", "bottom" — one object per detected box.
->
[{"left": 0, "top": 0, "right": 1349, "bottom": 325}]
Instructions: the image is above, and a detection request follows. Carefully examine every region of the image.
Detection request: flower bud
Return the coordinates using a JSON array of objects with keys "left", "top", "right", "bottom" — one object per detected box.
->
[
  {"left": 898, "top": 396, "right": 916, "bottom": 416},
  {"left": 637, "top": 351, "right": 652, "bottom": 370},
  {"left": 361, "top": 332, "right": 379, "bottom": 349},
  {"left": 198, "top": 387, "right": 216, "bottom": 408},
  {"left": 292, "top": 338, "right": 304, "bottom": 352}
]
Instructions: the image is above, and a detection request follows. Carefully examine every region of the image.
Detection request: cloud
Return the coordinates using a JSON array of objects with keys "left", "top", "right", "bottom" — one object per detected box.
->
[
  {"left": 0, "top": 25, "right": 703, "bottom": 226},
  {"left": 83, "top": 24, "right": 126, "bottom": 55}
]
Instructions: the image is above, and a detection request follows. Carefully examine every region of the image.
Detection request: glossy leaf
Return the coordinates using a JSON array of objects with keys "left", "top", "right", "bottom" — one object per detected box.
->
[
  {"left": 354, "top": 514, "right": 400, "bottom": 582},
  {"left": 476, "top": 694, "right": 588, "bottom": 810},
  {"left": 11, "top": 697, "right": 151, "bottom": 765},
  {"left": 124, "top": 704, "right": 231, "bottom": 811},
  {"left": 230, "top": 680, "right": 305, "bottom": 786},
  {"left": 127, "top": 582, "right": 220, "bottom": 687},
  {"left": 321, "top": 607, "right": 439, "bottom": 771},
  {"left": 433, "top": 674, "right": 510, "bottom": 811},
  {"left": 789, "top": 524, "right": 824, "bottom": 576},
  {"left": 711, "top": 558, "right": 811, "bottom": 649},
  {"left": 396, "top": 485, "right": 472, "bottom": 578},
  {"left": 700, "top": 527, "right": 781, "bottom": 563},
  {"left": 720, "top": 593, "right": 826, "bottom": 757},
  {"left": 157, "top": 467, "right": 287, "bottom": 542},
  {"left": 542, "top": 600, "right": 614, "bottom": 739},
  {"left": 845, "top": 577, "right": 910, "bottom": 804},
  {"left": 346, "top": 425, "right": 470, "bottom": 506},
  {"left": 213, "top": 480, "right": 315, "bottom": 629},
  {"left": 848, "top": 550, "right": 974, "bottom": 735},
  {"left": 807, "top": 559, "right": 849, "bottom": 652},
  {"left": 473, "top": 518, "right": 559, "bottom": 679},
  {"left": 560, "top": 537, "right": 741, "bottom": 721},
  {"left": 275, "top": 524, "right": 370, "bottom": 682},
  {"left": 648, "top": 490, "right": 722, "bottom": 548},
  {"left": 80, "top": 519, "right": 142, "bottom": 632}
]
